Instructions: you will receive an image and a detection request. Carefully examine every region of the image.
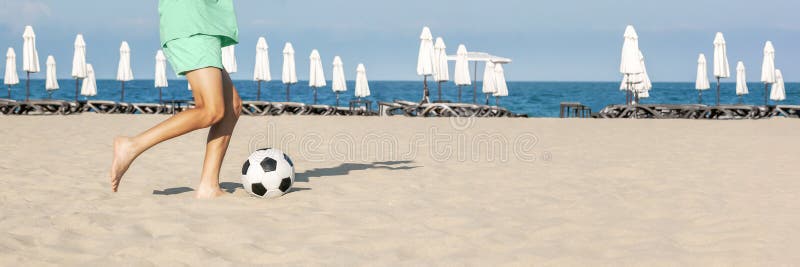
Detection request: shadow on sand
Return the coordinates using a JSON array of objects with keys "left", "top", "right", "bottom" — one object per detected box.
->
[
  {"left": 295, "top": 160, "right": 420, "bottom": 183},
  {"left": 153, "top": 161, "right": 419, "bottom": 196}
]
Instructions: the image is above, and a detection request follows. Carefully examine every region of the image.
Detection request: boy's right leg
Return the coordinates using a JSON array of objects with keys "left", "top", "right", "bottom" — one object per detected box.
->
[{"left": 110, "top": 67, "right": 226, "bottom": 192}]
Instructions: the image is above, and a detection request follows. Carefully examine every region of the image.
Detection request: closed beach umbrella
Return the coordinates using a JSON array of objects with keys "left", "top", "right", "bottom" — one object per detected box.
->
[
  {"left": 453, "top": 44, "right": 471, "bottom": 103},
  {"left": 45, "top": 55, "right": 59, "bottom": 98},
  {"left": 116, "top": 41, "right": 134, "bottom": 102},
  {"left": 735, "top": 61, "right": 748, "bottom": 103},
  {"left": 770, "top": 69, "right": 785, "bottom": 102},
  {"left": 81, "top": 64, "right": 97, "bottom": 97},
  {"left": 4, "top": 48, "right": 19, "bottom": 99},
  {"left": 620, "top": 25, "right": 643, "bottom": 104},
  {"left": 22, "top": 25, "right": 40, "bottom": 102},
  {"left": 696, "top": 54, "right": 711, "bottom": 104},
  {"left": 71, "top": 34, "right": 87, "bottom": 101},
  {"left": 222, "top": 45, "right": 237, "bottom": 73},
  {"left": 331, "top": 56, "right": 346, "bottom": 106},
  {"left": 282, "top": 42, "right": 297, "bottom": 101},
  {"left": 155, "top": 50, "right": 169, "bottom": 103},
  {"left": 355, "top": 63, "right": 370, "bottom": 98},
  {"left": 433, "top": 37, "right": 449, "bottom": 102},
  {"left": 481, "top": 61, "right": 496, "bottom": 105},
  {"left": 416, "top": 26, "right": 435, "bottom": 103},
  {"left": 308, "top": 49, "right": 326, "bottom": 104},
  {"left": 713, "top": 32, "right": 730, "bottom": 106},
  {"left": 493, "top": 64, "right": 508, "bottom": 106},
  {"left": 620, "top": 50, "right": 650, "bottom": 102},
  {"left": 760, "top": 41, "right": 776, "bottom": 106},
  {"left": 253, "top": 37, "right": 271, "bottom": 101}
]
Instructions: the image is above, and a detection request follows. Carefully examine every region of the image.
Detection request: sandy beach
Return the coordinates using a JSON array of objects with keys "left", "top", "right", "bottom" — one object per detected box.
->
[{"left": 1, "top": 114, "right": 799, "bottom": 265}]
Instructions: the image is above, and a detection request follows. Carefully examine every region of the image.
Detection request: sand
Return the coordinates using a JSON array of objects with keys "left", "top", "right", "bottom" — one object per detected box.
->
[{"left": 1, "top": 114, "right": 799, "bottom": 265}]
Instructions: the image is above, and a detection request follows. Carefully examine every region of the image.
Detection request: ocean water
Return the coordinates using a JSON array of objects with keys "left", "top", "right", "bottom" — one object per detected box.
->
[{"left": 5, "top": 79, "right": 799, "bottom": 117}]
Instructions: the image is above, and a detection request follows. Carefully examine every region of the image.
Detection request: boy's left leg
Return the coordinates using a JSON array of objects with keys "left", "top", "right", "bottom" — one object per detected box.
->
[{"left": 196, "top": 70, "right": 243, "bottom": 199}]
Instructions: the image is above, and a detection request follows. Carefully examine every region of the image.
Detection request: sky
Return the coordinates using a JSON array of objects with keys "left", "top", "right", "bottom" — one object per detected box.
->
[{"left": 1, "top": 0, "right": 798, "bottom": 82}]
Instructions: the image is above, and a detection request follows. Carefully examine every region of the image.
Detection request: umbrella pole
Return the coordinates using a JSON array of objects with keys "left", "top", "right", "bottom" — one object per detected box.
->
[
  {"left": 159, "top": 88, "right": 163, "bottom": 103},
  {"left": 7, "top": 85, "right": 10, "bottom": 99},
  {"left": 26, "top": 72, "right": 30, "bottom": 102},
  {"left": 716, "top": 77, "right": 721, "bottom": 106},
  {"left": 75, "top": 79, "right": 79, "bottom": 102},
  {"left": 314, "top": 87, "right": 318, "bottom": 105},
  {"left": 437, "top": 81, "right": 442, "bottom": 102},
  {"left": 473, "top": 62, "right": 478, "bottom": 104},
  {"left": 421, "top": 76, "right": 430, "bottom": 104},
  {"left": 336, "top": 92, "right": 340, "bottom": 107},
  {"left": 257, "top": 80, "right": 262, "bottom": 101},
  {"left": 699, "top": 91, "right": 703, "bottom": 104},
  {"left": 458, "top": 85, "right": 462, "bottom": 103},
  {"left": 286, "top": 84, "right": 291, "bottom": 102},
  {"left": 120, "top": 81, "right": 125, "bottom": 102},
  {"left": 485, "top": 93, "right": 490, "bottom": 105},
  {"left": 764, "top": 83, "right": 768, "bottom": 106}
]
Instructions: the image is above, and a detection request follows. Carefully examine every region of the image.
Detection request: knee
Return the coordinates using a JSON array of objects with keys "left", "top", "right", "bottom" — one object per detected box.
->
[{"left": 197, "top": 105, "right": 225, "bottom": 128}]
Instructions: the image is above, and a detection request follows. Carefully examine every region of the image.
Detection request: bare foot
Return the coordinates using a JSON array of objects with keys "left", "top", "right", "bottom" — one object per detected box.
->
[
  {"left": 110, "top": 136, "right": 138, "bottom": 192},
  {"left": 195, "top": 186, "right": 226, "bottom": 199}
]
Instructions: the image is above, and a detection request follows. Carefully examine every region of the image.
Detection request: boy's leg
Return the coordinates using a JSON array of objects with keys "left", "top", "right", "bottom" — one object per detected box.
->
[
  {"left": 196, "top": 70, "right": 242, "bottom": 198},
  {"left": 110, "top": 67, "right": 226, "bottom": 192}
]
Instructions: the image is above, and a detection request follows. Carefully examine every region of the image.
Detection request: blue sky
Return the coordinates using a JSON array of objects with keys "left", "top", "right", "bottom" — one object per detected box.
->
[{"left": 1, "top": 0, "right": 798, "bottom": 81}]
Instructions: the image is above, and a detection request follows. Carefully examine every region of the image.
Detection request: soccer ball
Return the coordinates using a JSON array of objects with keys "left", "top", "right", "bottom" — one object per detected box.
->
[{"left": 241, "top": 148, "right": 295, "bottom": 199}]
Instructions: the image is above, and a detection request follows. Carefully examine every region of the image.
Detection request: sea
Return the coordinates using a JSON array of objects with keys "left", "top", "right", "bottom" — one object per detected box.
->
[{"left": 6, "top": 80, "right": 799, "bottom": 118}]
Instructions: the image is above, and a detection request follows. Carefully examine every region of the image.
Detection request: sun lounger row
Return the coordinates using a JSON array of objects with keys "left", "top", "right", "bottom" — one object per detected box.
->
[
  {"left": 595, "top": 104, "right": 800, "bottom": 119},
  {"left": 378, "top": 100, "right": 526, "bottom": 118},
  {"left": 2, "top": 99, "right": 526, "bottom": 117}
]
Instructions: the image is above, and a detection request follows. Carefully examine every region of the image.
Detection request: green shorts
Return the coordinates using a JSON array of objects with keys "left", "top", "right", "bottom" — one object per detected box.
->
[{"left": 163, "top": 34, "right": 224, "bottom": 76}]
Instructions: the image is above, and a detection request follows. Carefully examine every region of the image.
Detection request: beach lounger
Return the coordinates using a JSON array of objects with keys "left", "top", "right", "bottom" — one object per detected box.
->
[
  {"left": 308, "top": 105, "right": 335, "bottom": 116},
  {"left": 131, "top": 103, "right": 164, "bottom": 115},
  {"left": 241, "top": 101, "right": 273, "bottom": 116},
  {"left": 269, "top": 102, "right": 308, "bottom": 116},
  {"left": 85, "top": 100, "right": 122, "bottom": 114}
]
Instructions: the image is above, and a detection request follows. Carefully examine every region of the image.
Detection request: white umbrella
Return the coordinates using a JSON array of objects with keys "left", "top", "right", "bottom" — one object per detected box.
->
[
  {"left": 222, "top": 45, "right": 237, "bottom": 73},
  {"left": 355, "top": 63, "right": 370, "bottom": 98},
  {"left": 282, "top": 42, "right": 297, "bottom": 101},
  {"left": 253, "top": 37, "right": 271, "bottom": 100},
  {"left": 620, "top": 25, "right": 643, "bottom": 105},
  {"left": 71, "top": 34, "right": 88, "bottom": 101},
  {"left": 620, "top": 50, "right": 651, "bottom": 101},
  {"left": 116, "top": 41, "right": 134, "bottom": 102},
  {"left": 493, "top": 64, "right": 508, "bottom": 106},
  {"left": 770, "top": 69, "right": 785, "bottom": 102},
  {"left": 45, "top": 55, "right": 59, "bottom": 98},
  {"left": 81, "top": 63, "right": 97, "bottom": 97},
  {"left": 453, "top": 44, "right": 471, "bottom": 103},
  {"left": 416, "top": 26, "right": 435, "bottom": 103},
  {"left": 696, "top": 54, "right": 711, "bottom": 104},
  {"left": 735, "top": 61, "right": 748, "bottom": 103},
  {"left": 712, "top": 32, "right": 730, "bottom": 106},
  {"left": 22, "top": 25, "right": 40, "bottom": 101},
  {"left": 481, "top": 61, "right": 496, "bottom": 105},
  {"left": 4, "top": 48, "right": 19, "bottom": 99},
  {"left": 331, "top": 56, "right": 346, "bottom": 106},
  {"left": 155, "top": 50, "right": 169, "bottom": 102},
  {"left": 432, "top": 37, "right": 449, "bottom": 102},
  {"left": 308, "top": 49, "right": 326, "bottom": 104},
  {"left": 760, "top": 41, "right": 776, "bottom": 106}
]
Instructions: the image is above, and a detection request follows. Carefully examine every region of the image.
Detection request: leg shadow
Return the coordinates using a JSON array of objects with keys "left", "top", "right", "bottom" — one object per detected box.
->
[
  {"left": 295, "top": 160, "right": 420, "bottom": 183},
  {"left": 152, "top": 187, "right": 194, "bottom": 196}
]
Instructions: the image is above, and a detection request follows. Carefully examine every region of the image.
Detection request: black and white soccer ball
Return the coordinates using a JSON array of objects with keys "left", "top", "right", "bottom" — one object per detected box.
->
[{"left": 241, "top": 148, "right": 295, "bottom": 199}]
